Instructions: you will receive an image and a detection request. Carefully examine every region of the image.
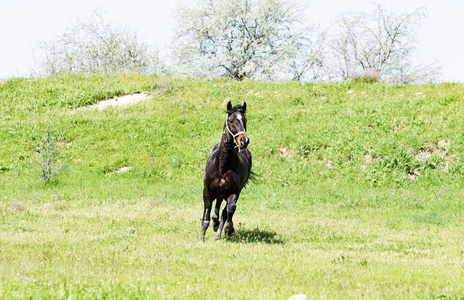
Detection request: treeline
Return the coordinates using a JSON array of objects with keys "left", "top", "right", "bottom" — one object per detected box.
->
[{"left": 33, "top": 1, "right": 440, "bottom": 84}]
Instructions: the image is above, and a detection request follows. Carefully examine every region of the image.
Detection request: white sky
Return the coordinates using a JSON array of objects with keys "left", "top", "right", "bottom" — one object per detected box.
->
[{"left": 1, "top": 0, "right": 463, "bottom": 82}]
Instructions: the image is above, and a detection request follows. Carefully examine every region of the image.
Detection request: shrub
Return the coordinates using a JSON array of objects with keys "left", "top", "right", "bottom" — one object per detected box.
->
[
  {"left": 351, "top": 69, "right": 381, "bottom": 83},
  {"left": 35, "top": 128, "right": 67, "bottom": 184}
]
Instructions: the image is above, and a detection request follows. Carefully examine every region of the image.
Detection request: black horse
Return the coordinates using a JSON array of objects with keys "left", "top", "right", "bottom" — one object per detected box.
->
[{"left": 200, "top": 101, "right": 252, "bottom": 241}]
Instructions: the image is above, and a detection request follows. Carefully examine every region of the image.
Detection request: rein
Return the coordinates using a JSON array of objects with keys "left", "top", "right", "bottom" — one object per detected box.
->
[{"left": 225, "top": 119, "right": 246, "bottom": 153}]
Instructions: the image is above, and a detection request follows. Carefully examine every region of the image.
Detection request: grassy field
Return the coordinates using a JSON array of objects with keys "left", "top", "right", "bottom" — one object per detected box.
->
[{"left": 1, "top": 74, "right": 464, "bottom": 299}]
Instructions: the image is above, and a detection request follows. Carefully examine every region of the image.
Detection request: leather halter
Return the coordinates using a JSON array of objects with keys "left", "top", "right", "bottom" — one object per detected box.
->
[{"left": 225, "top": 118, "right": 246, "bottom": 153}]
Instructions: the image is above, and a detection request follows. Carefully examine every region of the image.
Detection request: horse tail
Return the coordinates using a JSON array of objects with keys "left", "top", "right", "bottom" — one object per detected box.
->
[{"left": 249, "top": 170, "right": 259, "bottom": 183}]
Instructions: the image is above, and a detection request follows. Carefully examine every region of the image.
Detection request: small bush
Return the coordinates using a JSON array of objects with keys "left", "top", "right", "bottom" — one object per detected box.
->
[
  {"left": 351, "top": 69, "right": 380, "bottom": 83},
  {"left": 35, "top": 128, "right": 67, "bottom": 184}
]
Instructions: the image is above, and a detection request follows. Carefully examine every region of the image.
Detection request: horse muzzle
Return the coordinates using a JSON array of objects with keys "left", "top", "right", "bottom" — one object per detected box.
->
[{"left": 236, "top": 133, "right": 249, "bottom": 149}]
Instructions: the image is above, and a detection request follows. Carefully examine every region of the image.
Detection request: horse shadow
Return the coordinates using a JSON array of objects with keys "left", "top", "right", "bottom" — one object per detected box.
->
[{"left": 227, "top": 226, "right": 285, "bottom": 244}]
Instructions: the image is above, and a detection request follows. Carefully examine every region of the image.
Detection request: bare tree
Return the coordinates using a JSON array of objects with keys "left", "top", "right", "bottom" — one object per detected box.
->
[
  {"left": 172, "top": 0, "right": 307, "bottom": 81},
  {"left": 288, "top": 26, "right": 327, "bottom": 81},
  {"left": 33, "top": 10, "right": 163, "bottom": 76},
  {"left": 328, "top": 5, "right": 440, "bottom": 83}
]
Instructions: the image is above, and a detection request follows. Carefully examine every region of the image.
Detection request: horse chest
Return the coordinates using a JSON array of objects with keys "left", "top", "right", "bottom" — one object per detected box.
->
[{"left": 209, "top": 170, "right": 239, "bottom": 197}]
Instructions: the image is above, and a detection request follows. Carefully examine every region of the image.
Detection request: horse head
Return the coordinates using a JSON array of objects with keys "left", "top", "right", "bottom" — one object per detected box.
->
[{"left": 224, "top": 101, "right": 249, "bottom": 151}]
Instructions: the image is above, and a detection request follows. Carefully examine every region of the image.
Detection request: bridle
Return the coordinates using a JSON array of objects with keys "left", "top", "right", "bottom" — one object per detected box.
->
[{"left": 225, "top": 117, "right": 247, "bottom": 153}]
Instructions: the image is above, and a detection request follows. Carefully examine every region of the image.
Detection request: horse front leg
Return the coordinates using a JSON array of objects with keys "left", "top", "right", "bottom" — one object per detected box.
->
[
  {"left": 214, "top": 206, "right": 227, "bottom": 241},
  {"left": 224, "top": 194, "right": 238, "bottom": 237},
  {"left": 200, "top": 188, "right": 213, "bottom": 242},
  {"left": 212, "top": 198, "right": 223, "bottom": 232}
]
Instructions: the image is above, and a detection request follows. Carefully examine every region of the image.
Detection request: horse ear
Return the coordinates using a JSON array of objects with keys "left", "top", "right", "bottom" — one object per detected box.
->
[
  {"left": 242, "top": 102, "right": 247, "bottom": 113},
  {"left": 226, "top": 101, "right": 232, "bottom": 112}
]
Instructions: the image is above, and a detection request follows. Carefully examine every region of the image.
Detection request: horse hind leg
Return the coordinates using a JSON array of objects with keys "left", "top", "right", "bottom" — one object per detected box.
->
[{"left": 212, "top": 198, "right": 223, "bottom": 232}]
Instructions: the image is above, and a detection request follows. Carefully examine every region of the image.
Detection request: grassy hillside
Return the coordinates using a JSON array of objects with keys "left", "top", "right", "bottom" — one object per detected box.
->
[{"left": 1, "top": 74, "right": 464, "bottom": 298}]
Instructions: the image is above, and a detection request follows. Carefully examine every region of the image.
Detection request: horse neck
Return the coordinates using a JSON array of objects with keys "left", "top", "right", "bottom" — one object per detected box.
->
[{"left": 218, "top": 131, "right": 237, "bottom": 173}]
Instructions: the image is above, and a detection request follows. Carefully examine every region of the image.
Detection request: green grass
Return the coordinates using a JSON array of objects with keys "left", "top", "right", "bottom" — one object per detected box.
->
[{"left": 1, "top": 74, "right": 464, "bottom": 298}]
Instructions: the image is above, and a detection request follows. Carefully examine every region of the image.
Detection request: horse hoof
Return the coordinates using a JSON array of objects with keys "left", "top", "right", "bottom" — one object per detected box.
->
[
  {"left": 200, "top": 234, "right": 205, "bottom": 242},
  {"left": 224, "top": 222, "right": 235, "bottom": 237},
  {"left": 214, "top": 235, "right": 221, "bottom": 241}
]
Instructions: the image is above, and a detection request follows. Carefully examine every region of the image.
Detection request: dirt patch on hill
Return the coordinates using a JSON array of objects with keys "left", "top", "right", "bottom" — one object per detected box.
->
[
  {"left": 78, "top": 92, "right": 149, "bottom": 111},
  {"left": 415, "top": 140, "right": 449, "bottom": 161}
]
